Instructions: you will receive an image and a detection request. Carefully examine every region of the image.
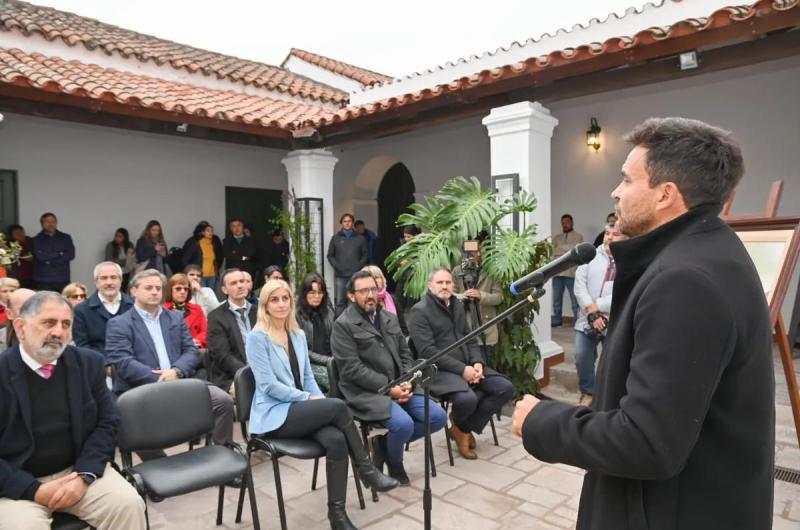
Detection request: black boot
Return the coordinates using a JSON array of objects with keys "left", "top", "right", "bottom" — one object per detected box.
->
[
  {"left": 387, "top": 462, "right": 411, "bottom": 486},
  {"left": 327, "top": 459, "right": 359, "bottom": 530},
  {"left": 370, "top": 435, "right": 386, "bottom": 472},
  {"left": 342, "top": 421, "right": 399, "bottom": 492}
]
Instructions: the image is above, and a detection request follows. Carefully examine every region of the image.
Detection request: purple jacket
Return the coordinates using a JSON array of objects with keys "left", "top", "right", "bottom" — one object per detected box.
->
[{"left": 31, "top": 230, "right": 75, "bottom": 284}]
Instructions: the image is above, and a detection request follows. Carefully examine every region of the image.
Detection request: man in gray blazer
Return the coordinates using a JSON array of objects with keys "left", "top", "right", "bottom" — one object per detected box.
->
[
  {"left": 105, "top": 269, "right": 234, "bottom": 447},
  {"left": 332, "top": 271, "right": 446, "bottom": 485}
]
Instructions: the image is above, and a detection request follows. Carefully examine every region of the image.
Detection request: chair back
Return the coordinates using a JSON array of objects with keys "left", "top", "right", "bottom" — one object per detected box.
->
[
  {"left": 326, "top": 357, "right": 342, "bottom": 399},
  {"left": 234, "top": 365, "right": 255, "bottom": 423},
  {"left": 117, "top": 379, "right": 213, "bottom": 452}
]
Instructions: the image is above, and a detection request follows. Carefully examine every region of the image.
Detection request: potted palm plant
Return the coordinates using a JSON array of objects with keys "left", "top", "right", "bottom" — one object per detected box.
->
[{"left": 386, "top": 176, "right": 551, "bottom": 394}]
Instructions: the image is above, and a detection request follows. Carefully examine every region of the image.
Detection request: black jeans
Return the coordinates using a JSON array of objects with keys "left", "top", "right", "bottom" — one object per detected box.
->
[
  {"left": 260, "top": 398, "right": 353, "bottom": 460},
  {"left": 445, "top": 374, "right": 514, "bottom": 434}
]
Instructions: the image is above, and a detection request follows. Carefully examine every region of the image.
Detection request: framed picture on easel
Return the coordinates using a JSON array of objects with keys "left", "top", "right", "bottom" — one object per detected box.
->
[{"left": 724, "top": 180, "right": 800, "bottom": 447}]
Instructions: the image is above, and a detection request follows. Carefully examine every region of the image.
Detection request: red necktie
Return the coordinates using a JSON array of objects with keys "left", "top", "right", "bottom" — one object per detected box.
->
[{"left": 38, "top": 364, "right": 54, "bottom": 380}]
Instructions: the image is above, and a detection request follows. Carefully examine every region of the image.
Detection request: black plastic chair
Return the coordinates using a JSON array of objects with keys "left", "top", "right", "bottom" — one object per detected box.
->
[
  {"left": 436, "top": 398, "right": 500, "bottom": 466},
  {"left": 233, "top": 366, "right": 365, "bottom": 530},
  {"left": 116, "top": 379, "right": 259, "bottom": 530},
  {"left": 51, "top": 512, "right": 92, "bottom": 530}
]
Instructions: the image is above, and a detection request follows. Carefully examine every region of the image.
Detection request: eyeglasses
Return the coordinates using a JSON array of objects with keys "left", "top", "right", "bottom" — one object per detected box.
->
[
  {"left": 68, "top": 293, "right": 87, "bottom": 300},
  {"left": 354, "top": 287, "right": 379, "bottom": 296},
  {"left": 173, "top": 286, "right": 189, "bottom": 292}
]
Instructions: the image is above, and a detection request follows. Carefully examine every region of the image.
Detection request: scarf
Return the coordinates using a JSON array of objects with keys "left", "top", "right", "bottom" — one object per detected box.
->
[{"left": 376, "top": 287, "right": 397, "bottom": 315}]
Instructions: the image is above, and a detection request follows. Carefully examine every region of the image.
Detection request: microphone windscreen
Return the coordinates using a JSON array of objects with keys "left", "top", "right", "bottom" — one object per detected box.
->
[{"left": 574, "top": 242, "right": 597, "bottom": 265}]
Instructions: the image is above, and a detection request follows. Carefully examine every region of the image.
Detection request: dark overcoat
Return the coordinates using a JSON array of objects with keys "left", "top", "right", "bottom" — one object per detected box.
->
[
  {"left": 206, "top": 301, "right": 258, "bottom": 390},
  {"left": 332, "top": 304, "right": 414, "bottom": 422},
  {"left": 407, "top": 291, "right": 499, "bottom": 395},
  {"left": 523, "top": 203, "right": 775, "bottom": 530}
]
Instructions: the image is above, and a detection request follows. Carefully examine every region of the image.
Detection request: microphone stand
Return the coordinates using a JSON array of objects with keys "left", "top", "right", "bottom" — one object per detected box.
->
[{"left": 379, "top": 286, "right": 547, "bottom": 530}]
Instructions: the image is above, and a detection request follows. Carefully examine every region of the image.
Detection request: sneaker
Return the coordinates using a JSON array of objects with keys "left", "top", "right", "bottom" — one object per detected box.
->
[
  {"left": 387, "top": 463, "right": 411, "bottom": 486},
  {"left": 578, "top": 394, "right": 593, "bottom": 407}
]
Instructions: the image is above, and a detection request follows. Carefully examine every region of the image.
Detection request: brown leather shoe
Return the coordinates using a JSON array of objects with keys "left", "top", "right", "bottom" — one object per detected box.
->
[
  {"left": 468, "top": 433, "right": 476, "bottom": 450},
  {"left": 449, "top": 415, "right": 477, "bottom": 460}
]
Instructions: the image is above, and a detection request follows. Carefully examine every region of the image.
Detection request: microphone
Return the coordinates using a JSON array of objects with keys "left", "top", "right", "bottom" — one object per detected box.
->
[{"left": 510, "top": 242, "right": 596, "bottom": 295}]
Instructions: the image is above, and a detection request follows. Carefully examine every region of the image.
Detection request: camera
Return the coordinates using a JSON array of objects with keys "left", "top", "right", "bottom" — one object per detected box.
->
[
  {"left": 459, "top": 240, "right": 481, "bottom": 291},
  {"left": 584, "top": 311, "right": 609, "bottom": 340}
]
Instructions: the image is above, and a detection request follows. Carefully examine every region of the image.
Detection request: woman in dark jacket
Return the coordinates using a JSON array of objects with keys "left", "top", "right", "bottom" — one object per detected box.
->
[
  {"left": 295, "top": 273, "right": 335, "bottom": 393},
  {"left": 6, "top": 224, "right": 34, "bottom": 288},
  {"left": 105, "top": 228, "right": 135, "bottom": 291},
  {"left": 135, "top": 220, "right": 169, "bottom": 275},
  {"left": 182, "top": 221, "right": 224, "bottom": 292}
]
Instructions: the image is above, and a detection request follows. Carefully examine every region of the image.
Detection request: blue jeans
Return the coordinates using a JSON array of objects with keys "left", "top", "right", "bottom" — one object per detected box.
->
[
  {"left": 552, "top": 276, "right": 579, "bottom": 325},
  {"left": 575, "top": 330, "right": 601, "bottom": 395},
  {"left": 381, "top": 395, "right": 447, "bottom": 467},
  {"left": 201, "top": 276, "right": 218, "bottom": 293},
  {"left": 334, "top": 276, "right": 348, "bottom": 306}
]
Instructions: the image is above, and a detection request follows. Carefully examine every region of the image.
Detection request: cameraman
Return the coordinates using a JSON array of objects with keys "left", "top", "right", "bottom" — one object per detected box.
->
[
  {"left": 452, "top": 231, "right": 502, "bottom": 365},
  {"left": 573, "top": 223, "right": 627, "bottom": 407}
]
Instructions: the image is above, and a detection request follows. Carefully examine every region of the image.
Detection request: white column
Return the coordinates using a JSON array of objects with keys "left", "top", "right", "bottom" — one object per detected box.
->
[
  {"left": 482, "top": 102, "right": 562, "bottom": 374},
  {"left": 282, "top": 149, "right": 338, "bottom": 282}
]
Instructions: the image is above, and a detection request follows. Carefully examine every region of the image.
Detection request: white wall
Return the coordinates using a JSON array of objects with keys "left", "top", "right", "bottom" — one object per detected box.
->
[
  {"left": 0, "top": 113, "right": 288, "bottom": 287},
  {"left": 549, "top": 54, "right": 800, "bottom": 323}
]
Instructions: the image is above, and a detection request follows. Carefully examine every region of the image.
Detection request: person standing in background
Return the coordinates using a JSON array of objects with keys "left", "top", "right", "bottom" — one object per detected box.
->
[
  {"left": 551, "top": 214, "right": 584, "bottom": 327},
  {"left": 6, "top": 224, "right": 34, "bottom": 289},
  {"left": 32, "top": 213, "right": 75, "bottom": 292},
  {"left": 104, "top": 229, "right": 136, "bottom": 292}
]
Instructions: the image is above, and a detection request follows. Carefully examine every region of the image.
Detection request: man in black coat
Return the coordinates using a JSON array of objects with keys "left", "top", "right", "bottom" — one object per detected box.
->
[
  {"left": 332, "top": 271, "right": 446, "bottom": 484},
  {"left": 408, "top": 268, "right": 514, "bottom": 460},
  {"left": 73, "top": 262, "right": 135, "bottom": 361},
  {"left": 223, "top": 219, "right": 259, "bottom": 279},
  {"left": 206, "top": 269, "right": 257, "bottom": 392},
  {"left": 512, "top": 117, "right": 774, "bottom": 530},
  {"left": 0, "top": 292, "right": 145, "bottom": 528}
]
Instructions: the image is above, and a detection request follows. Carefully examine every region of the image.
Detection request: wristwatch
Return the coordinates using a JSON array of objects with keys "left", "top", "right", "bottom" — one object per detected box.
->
[
  {"left": 173, "top": 367, "right": 185, "bottom": 379},
  {"left": 77, "top": 472, "right": 97, "bottom": 486}
]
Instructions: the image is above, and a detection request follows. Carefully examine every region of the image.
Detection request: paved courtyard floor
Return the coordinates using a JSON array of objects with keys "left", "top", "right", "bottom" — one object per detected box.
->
[{"left": 144, "top": 326, "right": 800, "bottom": 529}]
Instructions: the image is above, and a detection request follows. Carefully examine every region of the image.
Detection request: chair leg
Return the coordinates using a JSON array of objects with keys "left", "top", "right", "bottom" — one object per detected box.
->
[
  {"left": 246, "top": 464, "right": 261, "bottom": 530},
  {"left": 272, "top": 456, "right": 288, "bottom": 530},
  {"left": 216, "top": 485, "right": 225, "bottom": 525},
  {"left": 311, "top": 457, "right": 319, "bottom": 490},
  {"left": 444, "top": 426, "right": 455, "bottom": 467},
  {"left": 405, "top": 442, "right": 410, "bottom": 451},
  {"left": 490, "top": 417, "right": 499, "bottom": 446},
  {"left": 350, "top": 459, "right": 366, "bottom": 510},
  {"left": 143, "top": 498, "right": 151, "bottom": 530},
  {"left": 236, "top": 455, "right": 248, "bottom": 523}
]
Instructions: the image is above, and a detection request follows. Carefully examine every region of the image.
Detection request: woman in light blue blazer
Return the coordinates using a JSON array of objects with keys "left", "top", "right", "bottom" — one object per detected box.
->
[{"left": 246, "top": 279, "right": 398, "bottom": 530}]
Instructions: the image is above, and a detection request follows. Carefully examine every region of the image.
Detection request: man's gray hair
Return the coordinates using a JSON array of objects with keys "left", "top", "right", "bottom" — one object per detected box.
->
[
  {"left": 19, "top": 291, "right": 72, "bottom": 320},
  {"left": 130, "top": 269, "right": 167, "bottom": 290},
  {"left": 93, "top": 261, "right": 123, "bottom": 281},
  {"left": 428, "top": 267, "right": 452, "bottom": 283}
]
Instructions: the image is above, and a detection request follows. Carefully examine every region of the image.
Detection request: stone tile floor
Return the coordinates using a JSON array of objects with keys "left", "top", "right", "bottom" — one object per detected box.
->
[{"left": 144, "top": 326, "right": 800, "bottom": 529}]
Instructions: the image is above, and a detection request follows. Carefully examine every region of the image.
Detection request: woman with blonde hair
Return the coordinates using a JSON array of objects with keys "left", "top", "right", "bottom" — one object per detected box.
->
[
  {"left": 61, "top": 282, "right": 88, "bottom": 307},
  {"left": 246, "top": 279, "right": 398, "bottom": 530}
]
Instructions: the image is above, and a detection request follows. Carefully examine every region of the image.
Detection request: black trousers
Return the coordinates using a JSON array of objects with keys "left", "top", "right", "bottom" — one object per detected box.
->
[
  {"left": 260, "top": 398, "right": 352, "bottom": 460},
  {"left": 445, "top": 374, "right": 514, "bottom": 434}
]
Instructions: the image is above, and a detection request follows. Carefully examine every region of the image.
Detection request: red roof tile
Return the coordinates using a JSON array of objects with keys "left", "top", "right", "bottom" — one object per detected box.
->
[
  {"left": 305, "top": 0, "right": 800, "bottom": 129},
  {"left": 0, "top": 0, "right": 348, "bottom": 105},
  {"left": 0, "top": 47, "right": 329, "bottom": 129},
  {"left": 284, "top": 48, "right": 393, "bottom": 87}
]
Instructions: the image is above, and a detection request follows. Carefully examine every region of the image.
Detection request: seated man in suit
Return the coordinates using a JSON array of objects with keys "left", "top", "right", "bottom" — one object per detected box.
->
[
  {"left": 408, "top": 268, "right": 514, "bottom": 460},
  {"left": 207, "top": 269, "right": 257, "bottom": 393},
  {"left": 73, "top": 262, "right": 135, "bottom": 361},
  {"left": 333, "top": 271, "right": 446, "bottom": 485},
  {"left": 0, "top": 291, "right": 146, "bottom": 529},
  {"left": 105, "top": 269, "right": 234, "bottom": 447}
]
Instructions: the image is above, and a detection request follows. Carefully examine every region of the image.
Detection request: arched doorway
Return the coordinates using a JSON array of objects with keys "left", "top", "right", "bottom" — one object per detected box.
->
[{"left": 377, "top": 163, "right": 415, "bottom": 279}]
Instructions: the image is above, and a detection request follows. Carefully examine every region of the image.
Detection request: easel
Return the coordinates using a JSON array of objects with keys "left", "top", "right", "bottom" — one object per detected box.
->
[{"left": 723, "top": 180, "right": 800, "bottom": 447}]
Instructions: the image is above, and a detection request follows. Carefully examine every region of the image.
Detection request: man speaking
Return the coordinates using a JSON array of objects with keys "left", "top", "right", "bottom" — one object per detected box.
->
[{"left": 512, "top": 117, "right": 774, "bottom": 530}]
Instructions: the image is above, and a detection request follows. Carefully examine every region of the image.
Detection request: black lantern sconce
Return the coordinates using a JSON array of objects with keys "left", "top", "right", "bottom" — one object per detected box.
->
[{"left": 586, "top": 117, "right": 601, "bottom": 151}]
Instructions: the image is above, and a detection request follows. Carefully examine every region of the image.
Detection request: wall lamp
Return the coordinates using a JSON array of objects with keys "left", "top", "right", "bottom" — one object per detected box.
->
[{"left": 586, "top": 117, "right": 601, "bottom": 151}]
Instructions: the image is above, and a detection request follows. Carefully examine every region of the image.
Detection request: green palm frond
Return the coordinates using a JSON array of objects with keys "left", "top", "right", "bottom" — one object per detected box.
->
[
  {"left": 386, "top": 231, "right": 461, "bottom": 298},
  {"left": 494, "top": 190, "right": 537, "bottom": 223},
  {"left": 481, "top": 226, "right": 539, "bottom": 283}
]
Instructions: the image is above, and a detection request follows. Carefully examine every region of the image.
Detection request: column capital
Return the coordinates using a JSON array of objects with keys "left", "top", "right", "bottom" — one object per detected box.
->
[
  {"left": 282, "top": 148, "right": 338, "bottom": 172},
  {"left": 482, "top": 101, "right": 558, "bottom": 138}
]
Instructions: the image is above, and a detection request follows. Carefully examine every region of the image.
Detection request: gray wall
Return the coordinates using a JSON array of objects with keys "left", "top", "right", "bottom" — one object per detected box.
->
[{"left": 0, "top": 113, "right": 288, "bottom": 287}]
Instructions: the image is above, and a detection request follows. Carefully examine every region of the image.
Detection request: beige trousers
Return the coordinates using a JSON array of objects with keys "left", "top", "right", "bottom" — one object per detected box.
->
[{"left": 0, "top": 463, "right": 146, "bottom": 530}]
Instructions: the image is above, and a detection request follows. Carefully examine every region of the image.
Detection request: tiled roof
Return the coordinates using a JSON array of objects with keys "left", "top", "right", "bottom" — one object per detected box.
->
[
  {"left": 308, "top": 0, "right": 800, "bottom": 128},
  {"left": 283, "top": 48, "right": 393, "bottom": 87},
  {"left": 0, "top": 0, "right": 348, "bottom": 105},
  {"left": 0, "top": 47, "right": 329, "bottom": 130}
]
